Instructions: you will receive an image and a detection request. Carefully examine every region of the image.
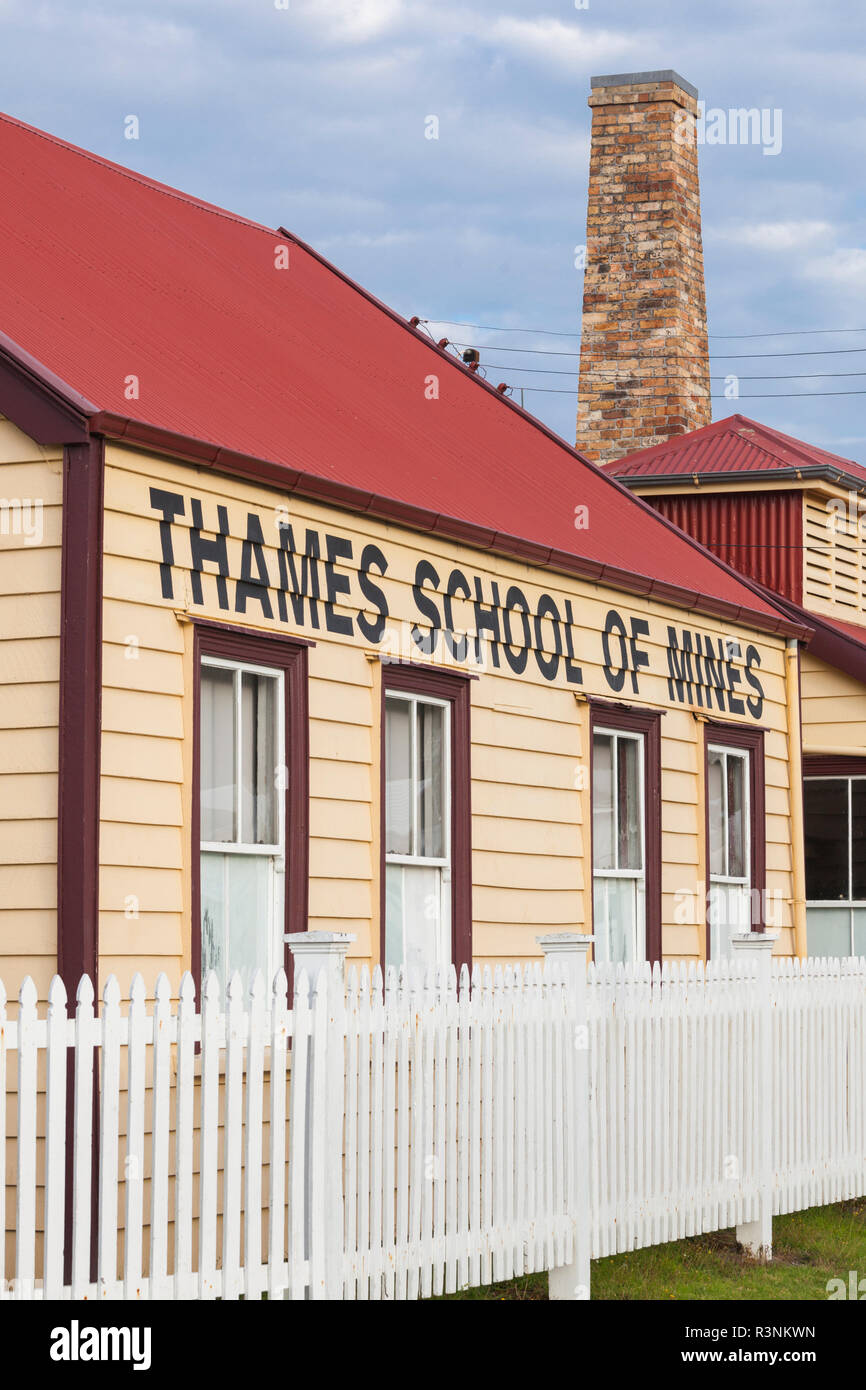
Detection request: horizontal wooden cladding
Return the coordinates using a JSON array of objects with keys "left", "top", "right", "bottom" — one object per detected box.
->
[
  {"left": 800, "top": 650, "right": 866, "bottom": 752},
  {"left": 0, "top": 448, "right": 62, "bottom": 981},
  {"left": 804, "top": 492, "right": 866, "bottom": 617},
  {"left": 649, "top": 490, "right": 804, "bottom": 604},
  {"left": 85, "top": 449, "right": 799, "bottom": 978}
]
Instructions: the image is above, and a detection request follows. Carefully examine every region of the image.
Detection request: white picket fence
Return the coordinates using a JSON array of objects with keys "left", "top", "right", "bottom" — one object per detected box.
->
[{"left": 2, "top": 932, "right": 866, "bottom": 1300}]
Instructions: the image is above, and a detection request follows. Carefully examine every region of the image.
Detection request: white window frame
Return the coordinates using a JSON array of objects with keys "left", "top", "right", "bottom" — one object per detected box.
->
[
  {"left": 592, "top": 726, "right": 646, "bottom": 964},
  {"left": 804, "top": 774, "right": 866, "bottom": 955},
  {"left": 200, "top": 655, "right": 286, "bottom": 988},
  {"left": 707, "top": 743, "right": 751, "bottom": 957},
  {"left": 384, "top": 690, "right": 452, "bottom": 967}
]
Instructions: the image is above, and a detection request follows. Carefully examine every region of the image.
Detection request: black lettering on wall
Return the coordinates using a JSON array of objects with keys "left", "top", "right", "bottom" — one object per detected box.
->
[
  {"left": 724, "top": 639, "right": 745, "bottom": 716},
  {"left": 628, "top": 617, "right": 650, "bottom": 695},
  {"left": 277, "top": 524, "right": 321, "bottom": 629},
  {"left": 189, "top": 497, "right": 229, "bottom": 610},
  {"left": 357, "top": 544, "right": 389, "bottom": 644},
  {"left": 745, "top": 644, "right": 764, "bottom": 720},
  {"left": 443, "top": 569, "right": 471, "bottom": 662},
  {"left": 501, "top": 586, "right": 530, "bottom": 674},
  {"left": 473, "top": 578, "right": 501, "bottom": 668},
  {"left": 235, "top": 512, "right": 274, "bottom": 619},
  {"left": 533, "top": 595, "right": 562, "bottom": 681},
  {"left": 701, "top": 635, "right": 728, "bottom": 713},
  {"left": 603, "top": 610, "right": 629, "bottom": 692},
  {"left": 149, "top": 488, "right": 185, "bottom": 600},
  {"left": 411, "top": 560, "right": 441, "bottom": 655},
  {"left": 666, "top": 627, "right": 694, "bottom": 703},
  {"left": 563, "top": 600, "right": 583, "bottom": 686},
  {"left": 324, "top": 533, "right": 354, "bottom": 637}
]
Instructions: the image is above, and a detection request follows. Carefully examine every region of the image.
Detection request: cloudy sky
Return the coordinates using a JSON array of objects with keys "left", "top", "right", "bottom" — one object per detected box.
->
[{"left": 1, "top": 0, "right": 864, "bottom": 459}]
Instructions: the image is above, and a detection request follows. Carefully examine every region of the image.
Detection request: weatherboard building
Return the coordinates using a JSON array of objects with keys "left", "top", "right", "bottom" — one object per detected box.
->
[{"left": 0, "top": 100, "right": 813, "bottom": 1030}]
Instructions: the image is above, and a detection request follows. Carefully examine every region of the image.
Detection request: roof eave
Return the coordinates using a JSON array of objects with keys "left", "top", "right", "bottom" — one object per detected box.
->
[
  {"left": 89, "top": 410, "right": 809, "bottom": 642},
  {"left": 610, "top": 465, "right": 866, "bottom": 493}
]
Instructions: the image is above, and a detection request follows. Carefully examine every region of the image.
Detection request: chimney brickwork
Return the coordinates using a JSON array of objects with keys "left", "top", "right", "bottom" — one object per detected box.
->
[{"left": 576, "top": 71, "right": 711, "bottom": 464}]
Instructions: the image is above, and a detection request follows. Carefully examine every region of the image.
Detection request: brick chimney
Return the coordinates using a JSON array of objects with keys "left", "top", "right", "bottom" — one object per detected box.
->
[{"left": 576, "top": 70, "right": 711, "bottom": 464}]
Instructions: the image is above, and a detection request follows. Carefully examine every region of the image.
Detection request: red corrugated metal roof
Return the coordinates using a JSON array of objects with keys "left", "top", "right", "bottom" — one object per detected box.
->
[
  {"left": 815, "top": 612, "right": 866, "bottom": 645},
  {"left": 0, "top": 111, "right": 795, "bottom": 632},
  {"left": 604, "top": 414, "right": 866, "bottom": 487}
]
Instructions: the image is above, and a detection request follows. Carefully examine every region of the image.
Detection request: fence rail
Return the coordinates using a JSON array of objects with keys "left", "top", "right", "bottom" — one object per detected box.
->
[{"left": 2, "top": 932, "right": 866, "bottom": 1300}]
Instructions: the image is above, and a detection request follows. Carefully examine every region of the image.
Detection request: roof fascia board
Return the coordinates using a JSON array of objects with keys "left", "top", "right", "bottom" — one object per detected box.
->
[
  {"left": 93, "top": 411, "right": 808, "bottom": 641},
  {"left": 0, "top": 332, "right": 96, "bottom": 444},
  {"left": 613, "top": 465, "right": 866, "bottom": 493}
]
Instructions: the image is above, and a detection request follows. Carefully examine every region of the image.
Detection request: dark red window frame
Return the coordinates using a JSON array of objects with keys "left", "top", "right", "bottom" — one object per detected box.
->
[
  {"left": 589, "top": 699, "right": 662, "bottom": 965},
  {"left": 380, "top": 662, "right": 473, "bottom": 972},
  {"left": 703, "top": 720, "right": 766, "bottom": 954},
  {"left": 191, "top": 618, "right": 312, "bottom": 988}
]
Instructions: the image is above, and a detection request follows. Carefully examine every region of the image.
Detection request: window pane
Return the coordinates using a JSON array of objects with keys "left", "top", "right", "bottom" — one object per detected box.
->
[
  {"left": 201, "top": 851, "right": 226, "bottom": 987},
  {"left": 417, "top": 701, "right": 445, "bottom": 858},
  {"left": 201, "top": 666, "right": 235, "bottom": 842},
  {"left": 727, "top": 754, "right": 747, "bottom": 880},
  {"left": 617, "top": 736, "right": 642, "bottom": 871},
  {"left": 385, "top": 863, "right": 447, "bottom": 972},
  {"left": 807, "top": 906, "right": 851, "bottom": 957},
  {"left": 853, "top": 781, "right": 866, "bottom": 900},
  {"left": 804, "top": 780, "right": 849, "bottom": 900},
  {"left": 593, "top": 877, "right": 637, "bottom": 965},
  {"left": 592, "top": 734, "right": 615, "bottom": 870},
  {"left": 707, "top": 750, "right": 725, "bottom": 877},
  {"left": 226, "top": 853, "right": 273, "bottom": 994},
  {"left": 241, "top": 671, "right": 278, "bottom": 845},
  {"left": 385, "top": 699, "right": 412, "bottom": 855}
]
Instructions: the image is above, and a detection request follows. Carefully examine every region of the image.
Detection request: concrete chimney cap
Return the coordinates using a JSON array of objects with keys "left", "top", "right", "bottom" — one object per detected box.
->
[{"left": 590, "top": 70, "right": 698, "bottom": 99}]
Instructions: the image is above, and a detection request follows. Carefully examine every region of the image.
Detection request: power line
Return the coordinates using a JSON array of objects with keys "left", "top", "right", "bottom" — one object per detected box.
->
[
  {"left": 479, "top": 364, "right": 866, "bottom": 382},
  {"left": 421, "top": 318, "right": 866, "bottom": 341},
  {"left": 451, "top": 341, "right": 866, "bottom": 361},
  {"left": 505, "top": 385, "right": 866, "bottom": 398}
]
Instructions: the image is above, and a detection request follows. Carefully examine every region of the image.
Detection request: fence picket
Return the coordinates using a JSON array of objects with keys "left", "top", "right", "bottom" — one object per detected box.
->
[
  {"left": 98, "top": 976, "right": 121, "bottom": 1297},
  {"left": 14, "top": 978, "right": 38, "bottom": 1299},
  {"left": 123, "top": 974, "right": 146, "bottom": 1301},
  {"left": 3, "top": 951, "right": 866, "bottom": 1302},
  {"left": 44, "top": 976, "right": 68, "bottom": 1300}
]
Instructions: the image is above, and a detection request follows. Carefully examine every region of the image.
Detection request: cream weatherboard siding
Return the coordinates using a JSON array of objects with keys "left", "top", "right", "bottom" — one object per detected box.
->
[
  {"left": 0, "top": 418, "right": 62, "bottom": 999},
  {"left": 800, "top": 648, "right": 866, "bottom": 754},
  {"left": 96, "top": 441, "right": 798, "bottom": 991}
]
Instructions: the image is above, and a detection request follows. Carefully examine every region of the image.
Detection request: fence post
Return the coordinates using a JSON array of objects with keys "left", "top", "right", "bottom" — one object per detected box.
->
[
  {"left": 538, "top": 932, "right": 594, "bottom": 1301},
  {"left": 287, "top": 931, "right": 355, "bottom": 1300},
  {"left": 731, "top": 931, "right": 775, "bottom": 1261}
]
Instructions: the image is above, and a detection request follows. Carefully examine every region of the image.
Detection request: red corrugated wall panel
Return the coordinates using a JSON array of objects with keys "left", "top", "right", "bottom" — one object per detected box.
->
[{"left": 649, "top": 491, "right": 803, "bottom": 603}]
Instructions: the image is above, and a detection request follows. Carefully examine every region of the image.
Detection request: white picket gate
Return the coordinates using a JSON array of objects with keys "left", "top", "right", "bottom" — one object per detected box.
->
[{"left": 2, "top": 932, "right": 866, "bottom": 1301}]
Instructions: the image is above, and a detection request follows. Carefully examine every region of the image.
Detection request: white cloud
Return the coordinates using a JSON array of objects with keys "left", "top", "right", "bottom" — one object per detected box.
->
[
  {"left": 295, "top": 0, "right": 404, "bottom": 44},
  {"left": 803, "top": 247, "right": 866, "bottom": 292},
  {"left": 715, "top": 220, "right": 834, "bottom": 253},
  {"left": 484, "top": 17, "right": 650, "bottom": 74}
]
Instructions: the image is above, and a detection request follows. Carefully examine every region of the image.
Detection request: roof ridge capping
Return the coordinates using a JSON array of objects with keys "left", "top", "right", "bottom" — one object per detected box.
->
[{"left": 605, "top": 413, "right": 866, "bottom": 488}]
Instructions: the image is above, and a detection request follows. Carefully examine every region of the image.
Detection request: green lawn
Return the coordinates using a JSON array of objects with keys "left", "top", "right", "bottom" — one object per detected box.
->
[{"left": 436, "top": 1199, "right": 866, "bottom": 1300}]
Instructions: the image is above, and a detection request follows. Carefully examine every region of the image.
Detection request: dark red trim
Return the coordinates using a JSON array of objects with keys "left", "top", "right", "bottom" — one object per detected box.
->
[
  {"left": 0, "top": 333, "right": 93, "bottom": 444},
  {"left": 589, "top": 700, "right": 662, "bottom": 964},
  {"left": 803, "top": 755, "right": 866, "bottom": 778},
  {"left": 57, "top": 438, "right": 104, "bottom": 994},
  {"left": 191, "top": 622, "right": 310, "bottom": 991},
  {"left": 379, "top": 655, "right": 479, "bottom": 681},
  {"left": 90, "top": 421, "right": 807, "bottom": 641},
  {"left": 703, "top": 721, "right": 766, "bottom": 954},
  {"left": 380, "top": 664, "right": 472, "bottom": 972},
  {"left": 56, "top": 437, "right": 104, "bottom": 1286}
]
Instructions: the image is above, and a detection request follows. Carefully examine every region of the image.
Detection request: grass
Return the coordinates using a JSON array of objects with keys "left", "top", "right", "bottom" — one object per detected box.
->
[{"left": 435, "top": 1199, "right": 866, "bottom": 1299}]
